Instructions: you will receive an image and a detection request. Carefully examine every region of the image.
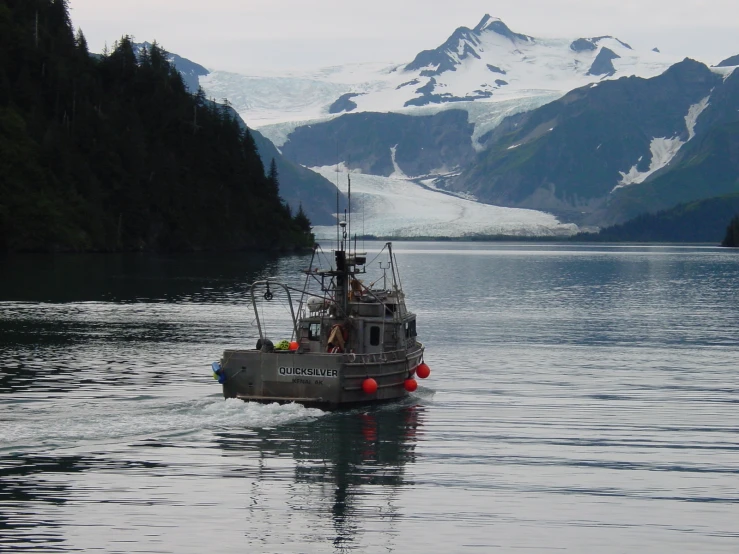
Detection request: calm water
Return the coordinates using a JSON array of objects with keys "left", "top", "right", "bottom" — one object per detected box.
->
[{"left": 1, "top": 243, "right": 738, "bottom": 553}]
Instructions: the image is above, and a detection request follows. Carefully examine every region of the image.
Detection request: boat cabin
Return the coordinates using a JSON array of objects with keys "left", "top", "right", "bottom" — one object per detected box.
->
[{"left": 297, "top": 285, "right": 418, "bottom": 356}]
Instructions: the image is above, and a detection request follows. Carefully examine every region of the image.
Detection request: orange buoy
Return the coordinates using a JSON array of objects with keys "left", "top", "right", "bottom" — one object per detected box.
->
[
  {"left": 288, "top": 341, "right": 299, "bottom": 351},
  {"left": 362, "top": 378, "right": 378, "bottom": 394},
  {"left": 404, "top": 378, "right": 418, "bottom": 392},
  {"left": 416, "top": 362, "right": 431, "bottom": 379}
]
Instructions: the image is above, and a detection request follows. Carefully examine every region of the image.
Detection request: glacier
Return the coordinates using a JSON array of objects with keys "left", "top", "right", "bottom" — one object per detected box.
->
[
  {"left": 191, "top": 16, "right": 689, "bottom": 236},
  {"left": 310, "top": 165, "right": 579, "bottom": 239}
]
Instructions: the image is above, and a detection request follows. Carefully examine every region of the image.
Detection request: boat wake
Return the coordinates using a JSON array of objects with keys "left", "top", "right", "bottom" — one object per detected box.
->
[{"left": 0, "top": 397, "right": 326, "bottom": 454}]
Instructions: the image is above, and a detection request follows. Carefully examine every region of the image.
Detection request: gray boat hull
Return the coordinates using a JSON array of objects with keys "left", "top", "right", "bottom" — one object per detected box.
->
[{"left": 220, "top": 345, "right": 424, "bottom": 410}]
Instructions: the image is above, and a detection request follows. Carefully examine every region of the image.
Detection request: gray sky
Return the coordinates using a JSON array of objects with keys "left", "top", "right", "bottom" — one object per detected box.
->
[{"left": 68, "top": 0, "right": 739, "bottom": 72}]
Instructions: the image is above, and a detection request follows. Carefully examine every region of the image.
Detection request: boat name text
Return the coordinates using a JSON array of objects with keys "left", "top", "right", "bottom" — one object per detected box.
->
[{"left": 279, "top": 367, "right": 338, "bottom": 378}]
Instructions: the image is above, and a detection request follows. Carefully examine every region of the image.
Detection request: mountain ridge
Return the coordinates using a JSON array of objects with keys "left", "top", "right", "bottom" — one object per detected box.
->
[
  {"left": 446, "top": 58, "right": 738, "bottom": 225},
  {"left": 138, "top": 43, "right": 341, "bottom": 225},
  {"left": 179, "top": 17, "right": 739, "bottom": 236},
  {"left": 198, "top": 14, "right": 676, "bottom": 131}
]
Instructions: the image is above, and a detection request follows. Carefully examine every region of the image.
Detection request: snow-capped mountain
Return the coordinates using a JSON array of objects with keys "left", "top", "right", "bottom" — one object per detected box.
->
[
  {"left": 281, "top": 56, "right": 739, "bottom": 231},
  {"left": 143, "top": 35, "right": 580, "bottom": 236},
  {"left": 188, "top": 16, "right": 739, "bottom": 236},
  {"left": 398, "top": 15, "right": 663, "bottom": 108},
  {"left": 199, "top": 14, "right": 675, "bottom": 141},
  {"left": 448, "top": 59, "right": 739, "bottom": 226}
]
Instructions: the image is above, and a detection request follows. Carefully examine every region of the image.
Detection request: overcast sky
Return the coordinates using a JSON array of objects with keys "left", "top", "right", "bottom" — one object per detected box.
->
[{"left": 68, "top": 0, "right": 739, "bottom": 72}]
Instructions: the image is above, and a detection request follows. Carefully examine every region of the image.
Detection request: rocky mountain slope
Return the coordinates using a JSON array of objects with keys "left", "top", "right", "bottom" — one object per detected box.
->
[
  {"left": 173, "top": 18, "right": 739, "bottom": 235},
  {"left": 447, "top": 59, "right": 739, "bottom": 225},
  {"left": 280, "top": 110, "right": 476, "bottom": 177},
  {"left": 248, "top": 128, "right": 340, "bottom": 225}
]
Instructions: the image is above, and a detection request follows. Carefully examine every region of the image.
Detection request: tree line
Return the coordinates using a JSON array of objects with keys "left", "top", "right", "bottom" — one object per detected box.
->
[
  {"left": 722, "top": 215, "right": 739, "bottom": 247},
  {"left": 573, "top": 194, "right": 739, "bottom": 244},
  {"left": 0, "top": 0, "right": 313, "bottom": 252}
]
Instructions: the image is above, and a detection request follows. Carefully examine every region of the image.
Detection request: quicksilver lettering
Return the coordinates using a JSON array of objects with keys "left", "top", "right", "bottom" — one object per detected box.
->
[{"left": 279, "top": 367, "right": 338, "bottom": 378}]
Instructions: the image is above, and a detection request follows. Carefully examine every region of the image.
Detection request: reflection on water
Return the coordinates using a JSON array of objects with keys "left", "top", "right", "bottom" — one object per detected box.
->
[
  {"left": 2, "top": 243, "right": 739, "bottom": 553},
  {"left": 215, "top": 404, "right": 424, "bottom": 550},
  {"left": 0, "top": 404, "right": 424, "bottom": 553},
  {"left": 0, "top": 252, "right": 294, "bottom": 303}
]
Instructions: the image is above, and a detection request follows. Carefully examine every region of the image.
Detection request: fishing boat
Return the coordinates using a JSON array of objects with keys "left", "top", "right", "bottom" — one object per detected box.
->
[{"left": 211, "top": 183, "right": 431, "bottom": 409}]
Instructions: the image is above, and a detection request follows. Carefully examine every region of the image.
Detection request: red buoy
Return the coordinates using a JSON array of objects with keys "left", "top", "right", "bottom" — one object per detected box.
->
[
  {"left": 416, "top": 363, "right": 431, "bottom": 379},
  {"left": 362, "top": 378, "right": 378, "bottom": 394},
  {"left": 404, "top": 378, "right": 418, "bottom": 392},
  {"left": 288, "top": 341, "right": 299, "bottom": 351}
]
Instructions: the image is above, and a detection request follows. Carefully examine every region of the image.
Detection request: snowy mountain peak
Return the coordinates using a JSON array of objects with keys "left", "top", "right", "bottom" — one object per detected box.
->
[
  {"left": 404, "top": 24, "right": 479, "bottom": 73},
  {"left": 587, "top": 47, "right": 621, "bottom": 76},
  {"left": 404, "top": 16, "right": 539, "bottom": 77},
  {"left": 474, "top": 14, "right": 501, "bottom": 32},
  {"left": 474, "top": 15, "right": 533, "bottom": 42},
  {"left": 198, "top": 15, "right": 678, "bottom": 131},
  {"left": 571, "top": 36, "right": 633, "bottom": 53}
]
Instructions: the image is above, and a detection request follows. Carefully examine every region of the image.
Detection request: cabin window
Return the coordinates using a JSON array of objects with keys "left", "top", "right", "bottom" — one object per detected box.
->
[
  {"left": 370, "top": 326, "right": 381, "bottom": 346},
  {"left": 309, "top": 323, "right": 321, "bottom": 340},
  {"left": 407, "top": 319, "right": 417, "bottom": 338}
]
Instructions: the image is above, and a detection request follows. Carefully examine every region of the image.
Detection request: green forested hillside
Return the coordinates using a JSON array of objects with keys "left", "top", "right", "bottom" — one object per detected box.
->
[
  {"left": 0, "top": 0, "right": 312, "bottom": 252},
  {"left": 721, "top": 215, "right": 739, "bottom": 247},
  {"left": 576, "top": 194, "right": 739, "bottom": 243},
  {"left": 606, "top": 120, "right": 739, "bottom": 223}
]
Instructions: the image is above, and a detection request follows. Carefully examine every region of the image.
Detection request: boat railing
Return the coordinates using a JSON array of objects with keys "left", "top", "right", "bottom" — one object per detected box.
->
[
  {"left": 342, "top": 342, "right": 422, "bottom": 365},
  {"left": 249, "top": 280, "right": 299, "bottom": 341}
]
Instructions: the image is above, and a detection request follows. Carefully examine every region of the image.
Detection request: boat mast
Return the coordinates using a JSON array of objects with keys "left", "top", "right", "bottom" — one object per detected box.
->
[
  {"left": 348, "top": 173, "right": 351, "bottom": 257},
  {"left": 335, "top": 222, "right": 349, "bottom": 317},
  {"left": 295, "top": 244, "right": 318, "bottom": 338},
  {"left": 335, "top": 181, "right": 340, "bottom": 253}
]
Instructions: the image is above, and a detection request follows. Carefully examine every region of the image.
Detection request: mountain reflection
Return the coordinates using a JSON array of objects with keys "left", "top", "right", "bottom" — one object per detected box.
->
[
  {"left": 215, "top": 403, "right": 425, "bottom": 550},
  {"left": 0, "top": 252, "right": 293, "bottom": 304}
]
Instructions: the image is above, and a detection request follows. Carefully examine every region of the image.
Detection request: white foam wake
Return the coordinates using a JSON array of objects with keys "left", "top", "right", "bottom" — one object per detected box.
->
[{"left": 1, "top": 397, "right": 325, "bottom": 453}]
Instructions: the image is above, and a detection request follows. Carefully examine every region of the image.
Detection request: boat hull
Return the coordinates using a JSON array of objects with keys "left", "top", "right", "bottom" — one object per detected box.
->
[{"left": 220, "top": 345, "right": 424, "bottom": 410}]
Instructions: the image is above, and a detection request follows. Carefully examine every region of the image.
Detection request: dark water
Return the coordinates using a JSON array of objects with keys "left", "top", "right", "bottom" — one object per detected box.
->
[{"left": 1, "top": 244, "right": 738, "bottom": 553}]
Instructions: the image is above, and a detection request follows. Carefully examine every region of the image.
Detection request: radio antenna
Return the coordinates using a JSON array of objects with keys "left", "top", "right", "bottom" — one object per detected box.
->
[
  {"left": 335, "top": 149, "right": 340, "bottom": 252},
  {"left": 347, "top": 173, "right": 352, "bottom": 255}
]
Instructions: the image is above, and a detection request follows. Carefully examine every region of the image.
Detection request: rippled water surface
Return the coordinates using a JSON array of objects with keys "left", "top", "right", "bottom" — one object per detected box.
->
[{"left": 1, "top": 244, "right": 738, "bottom": 553}]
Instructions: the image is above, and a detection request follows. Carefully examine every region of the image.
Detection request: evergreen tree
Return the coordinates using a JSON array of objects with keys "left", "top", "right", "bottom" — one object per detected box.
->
[
  {"left": 74, "top": 27, "right": 88, "bottom": 54},
  {"left": 294, "top": 204, "right": 312, "bottom": 233},
  {"left": 194, "top": 86, "right": 206, "bottom": 106},
  {"left": 267, "top": 158, "right": 279, "bottom": 189},
  {"left": 721, "top": 215, "right": 739, "bottom": 247},
  {"left": 0, "top": 0, "right": 312, "bottom": 253}
]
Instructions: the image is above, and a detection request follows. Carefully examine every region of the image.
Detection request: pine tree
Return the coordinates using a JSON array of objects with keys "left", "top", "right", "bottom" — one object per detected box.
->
[
  {"left": 721, "top": 214, "right": 739, "bottom": 247},
  {"left": 267, "top": 158, "right": 279, "bottom": 195},
  {"left": 294, "top": 204, "right": 312, "bottom": 233},
  {"left": 74, "top": 28, "right": 88, "bottom": 55},
  {"left": 0, "top": 0, "right": 312, "bottom": 253},
  {"left": 194, "top": 86, "right": 206, "bottom": 106}
]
